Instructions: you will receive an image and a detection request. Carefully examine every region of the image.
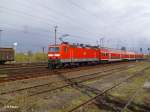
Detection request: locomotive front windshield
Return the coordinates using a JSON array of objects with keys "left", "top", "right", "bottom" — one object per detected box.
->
[{"left": 49, "top": 47, "right": 59, "bottom": 52}]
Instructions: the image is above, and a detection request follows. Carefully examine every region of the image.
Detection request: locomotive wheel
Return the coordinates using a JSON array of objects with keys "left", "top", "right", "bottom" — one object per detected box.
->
[{"left": 52, "top": 64, "right": 56, "bottom": 69}]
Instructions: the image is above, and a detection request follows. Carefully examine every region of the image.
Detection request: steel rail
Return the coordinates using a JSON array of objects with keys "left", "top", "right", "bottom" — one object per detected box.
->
[
  {"left": 67, "top": 66, "right": 150, "bottom": 112},
  {"left": 0, "top": 64, "right": 132, "bottom": 95},
  {"left": 121, "top": 75, "right": 150, "bottom": 112},
  {"left": 0, "top": 62, "right": 133, "bottom": 83},
  {"left": 19, "top": 65, "right": 138, "bottom": 96}
]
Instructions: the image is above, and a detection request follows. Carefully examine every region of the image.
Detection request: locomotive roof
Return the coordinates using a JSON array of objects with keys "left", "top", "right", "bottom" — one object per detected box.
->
[
  {"left": 48, "top": 43, "right": 143, "bottom": 55},
  {"left": 63, "top": 43, "right": 99, "bottom": 48}
]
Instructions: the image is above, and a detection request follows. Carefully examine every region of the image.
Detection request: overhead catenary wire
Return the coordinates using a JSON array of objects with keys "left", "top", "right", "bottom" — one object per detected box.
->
[
  {"left": 1, "top": 24, "right": 49, "bottom": 37},
  {"left": 1, "top": 0, "right": 102, "bottom": 38},
  {"left": 2, "top": 23, "right": 146, "bottom": 52},
  {"left": 0, "top": 5, "right": 103, "bottom": 41},
  {"left": 0, "top": 0, "right": 148, "bottom": 52},
  {"left": 0, "top": 6, "right": 56, "bottom": 29},
  {"left": 27, "top": 0, "right": 103, "bottom": 37},
  {"left": 67, "top": 0, "right": 101, "bottom": 20},
  {"left": 1, "top": 23, "right": 96, "bottom": 44},
  {"left": 1, "top": 23, "right": 147, "bottom": 52},
  {"left": 0, "top": 1, "right": 104, "bottom": 41},
  {"left": 0, "top": 0, "right": 125, "bottom": 42}
]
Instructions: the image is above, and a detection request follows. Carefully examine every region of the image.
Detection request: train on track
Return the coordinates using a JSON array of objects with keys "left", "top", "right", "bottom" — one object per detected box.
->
[
  {"left": 0, "top": 48, "right": 14, "bottom": 64},
  {"left": 48, "top": 42, "right": 144, "bottom": 69}
]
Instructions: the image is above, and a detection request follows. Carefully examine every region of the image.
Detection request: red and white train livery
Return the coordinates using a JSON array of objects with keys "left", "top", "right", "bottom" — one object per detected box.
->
[{"left": 48, "top": 42, "right": 144, "bottom": 69}]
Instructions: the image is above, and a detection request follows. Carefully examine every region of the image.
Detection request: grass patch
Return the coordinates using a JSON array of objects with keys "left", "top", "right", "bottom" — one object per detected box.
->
[
  {"left": 107, "top": 63, "right": 150, "bottom": 111},
  {"left": 109, "top": 72, "right": 147, "bottom": 100},
  {"left": 0, "top": 74, "right": 8, "bottom": 78},
  {"left": 68, "top": 95, "right": 90, "bottom": 109},
  {"left": 15, "top": 52, "right": 47, "bottom": 63},
  {"left": 6, "top": 93, "right": 42, "bottom": 112}
]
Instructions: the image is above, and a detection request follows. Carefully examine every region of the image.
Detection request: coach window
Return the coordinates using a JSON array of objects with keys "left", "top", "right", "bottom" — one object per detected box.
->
[
  {"left": 102, "top": 53, "right": 106, "bottom": 56},
  {"left": 102, "top": 53, "right": 105, "bottom": 56},
  {"left": 64, "top": 47, "right": 68, "bottom": 53},
  {"left": 106, "top": 53, "right": 108, "bottom": 56}
]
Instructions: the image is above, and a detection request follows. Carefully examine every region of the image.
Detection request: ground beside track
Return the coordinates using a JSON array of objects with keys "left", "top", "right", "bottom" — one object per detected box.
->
[
  {"left": 0, "top": 62, "right": 132, "bottom": 83},
  {"left": 79, "top": 64, "right": 150, "bottom": 112},
  {"left": 0, "top": 61, "right": 149, "bottom": 112},
  {"left": 0, "top": 62, "right": 137, "bottom": 95}
]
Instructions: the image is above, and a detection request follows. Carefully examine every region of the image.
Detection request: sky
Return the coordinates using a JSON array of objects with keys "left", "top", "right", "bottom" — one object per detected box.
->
[{"left": 0, "top": 0, "right": 150, "bottom": 53}]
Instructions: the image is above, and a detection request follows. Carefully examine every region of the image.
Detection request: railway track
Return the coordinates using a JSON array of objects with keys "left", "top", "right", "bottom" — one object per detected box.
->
[
  {"left": 67, "top": 65, "right": 150, "bottom": 112},
  {"left": 0, "top": 62, "right": 137, "bottom": 83},
  {"left": 1, "top": 62, "right": 149, "bottom": 112},
  {"left": 0, "top": 63, "right": 137, "bottom": 96},
  {"left": 0, "top": 62, "right": 140, "bottom": 112},
  {"left": 0, "top": 63, "right": 47, "bottom": 70}
]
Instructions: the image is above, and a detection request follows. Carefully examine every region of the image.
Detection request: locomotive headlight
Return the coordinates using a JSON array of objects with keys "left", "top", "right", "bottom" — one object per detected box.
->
[
  {"left": 48, "top": 54, "right": 54, "bottom": 56},
  {"left": 48, "top": 54, "right": 60, "bottom": 57},
  {"left": 54, "top": 54, "right": 60, "bottom": 56}
]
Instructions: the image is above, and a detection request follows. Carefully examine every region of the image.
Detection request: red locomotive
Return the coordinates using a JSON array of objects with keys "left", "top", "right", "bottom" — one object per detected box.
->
[{"left": 48, "top": 42, "right": 144, "bottom": 69}]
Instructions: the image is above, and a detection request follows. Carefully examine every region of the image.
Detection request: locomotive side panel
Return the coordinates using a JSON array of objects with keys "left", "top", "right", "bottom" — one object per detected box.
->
[
  {"left": 60, "top": 44, "right": 72, "bottom": 63},
  {"left": 68, "top": 47, "right": 98, "bottom": 63},
  {"left": 48, "top": 43, "right": 100, "bottom": 68}
]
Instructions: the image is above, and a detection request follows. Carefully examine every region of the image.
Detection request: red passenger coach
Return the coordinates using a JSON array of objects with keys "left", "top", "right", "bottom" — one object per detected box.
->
[
  {"left": 121, "top": 51, "right": 131, "bottom": 60},
  {"left": 128, "top": 52, "right": 136, "bottom": 60},
  {"left": 109, "top": 49, "right": 122, "bottom": 62},
  {"left": 99, "top": 48, "right": 109, "bottom": 62},
  {"left": 135, "top": 53, "right": 144, "bottom": 59}
]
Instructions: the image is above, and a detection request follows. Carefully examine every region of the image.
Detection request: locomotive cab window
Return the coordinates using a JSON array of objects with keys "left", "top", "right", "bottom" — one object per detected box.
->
[{"left": 49, "top": 47, "right": 59, "bottom": 52}]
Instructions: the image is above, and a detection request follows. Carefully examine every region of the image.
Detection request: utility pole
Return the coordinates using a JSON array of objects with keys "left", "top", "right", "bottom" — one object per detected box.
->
[
  {"left": 102, "top": 38, "right": 104, "bottom": 47},
  {"left": 96, "top": 40, "right": 99, "bottom": 47},
  {"left": 42, "top": 47, "right": 46, "bottom": 62},
  {"left": 99, "top": 39, "right": 102, "bottom": 48},
  {"left": 54, "top": 26, "right": 58, "bottom": 46},
  {"left": 99, "top": 37, "right": 104, "bottom": 48},
  {"left": 0, "top": 29, "right": 3, "bottom": 47}
]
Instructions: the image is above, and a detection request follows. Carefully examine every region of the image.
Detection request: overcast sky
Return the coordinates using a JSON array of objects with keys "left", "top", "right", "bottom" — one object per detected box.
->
[{"left": 0, "top": 0, "right": 150, "bottom": 52}]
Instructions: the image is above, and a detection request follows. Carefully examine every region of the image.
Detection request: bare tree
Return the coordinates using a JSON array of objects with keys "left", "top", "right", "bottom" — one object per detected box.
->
[
  {"left": 148, "top": 48, "right": 150, "bottom": 54},
  {"left": 140, "top": 48, "right": 143, "bottom": 53}
]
